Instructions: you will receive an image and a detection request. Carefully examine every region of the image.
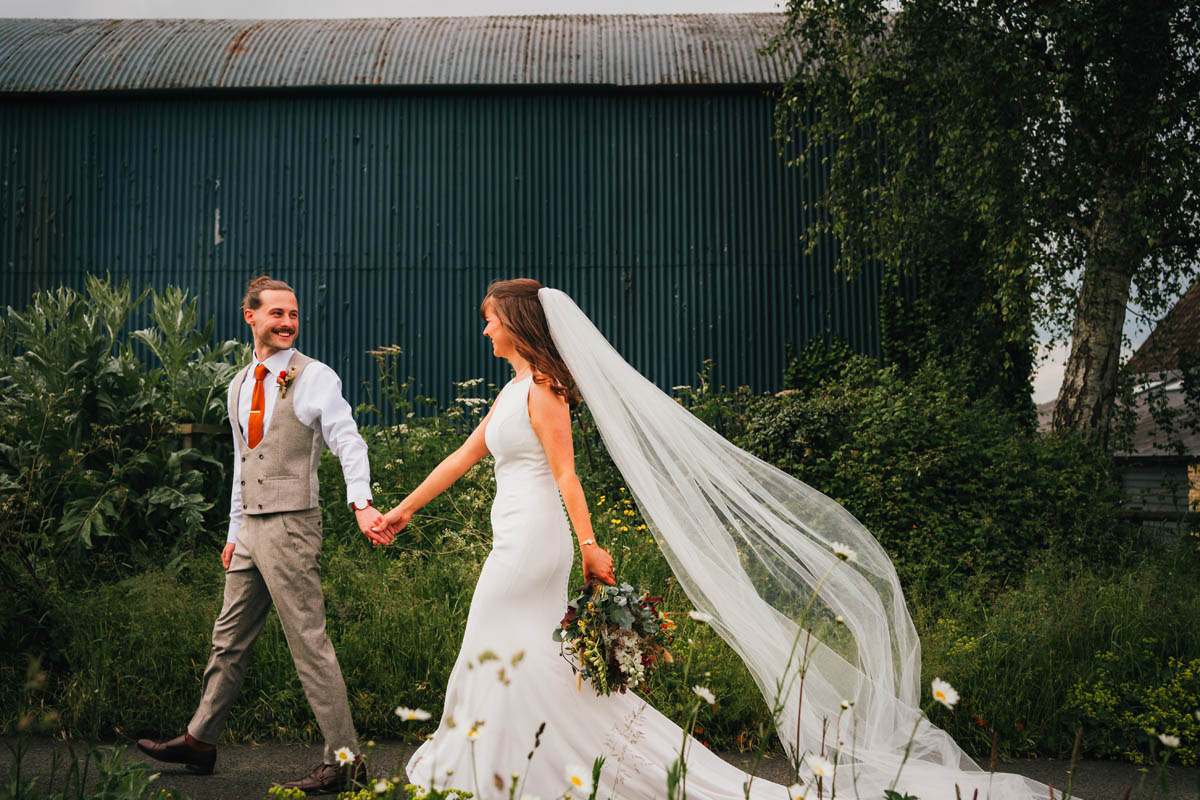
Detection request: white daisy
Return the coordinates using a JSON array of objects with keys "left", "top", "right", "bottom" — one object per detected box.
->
[
  {"left": 692, "top": 685, "right": 716, "bottom": 705},
  {"left": 1158, "top": 733, "right": 1181, "bottom": 748},
  {"left": 395, "top": 706, "right": 433, "bottom": 721},
  {"left": 805, "top": 754, "right": 835, "bottom": 779},
  {"left": 565, "top": 764, "right": 593, "bottom": 795},
  {"left": 931, "top": 677, "right": 959, "bottom": 709},
  {"left": 830, "top": 542, "right": 857, "bottom": 562},
  {"left": 334, "top": 747, "right": 355, "bottom": 766},
  {"left": 374, "top": 779, "right": 390, "bottom": 794}
]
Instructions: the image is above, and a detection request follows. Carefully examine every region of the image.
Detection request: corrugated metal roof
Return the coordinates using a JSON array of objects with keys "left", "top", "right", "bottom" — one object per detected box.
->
[{"left": 0, "top": 14, "right": 791, "bottom": 92}]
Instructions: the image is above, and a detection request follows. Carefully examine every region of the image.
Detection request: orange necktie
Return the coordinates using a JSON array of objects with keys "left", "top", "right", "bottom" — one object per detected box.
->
[{"left": 247, "top": 364, "right": 269, "bottom": 449}]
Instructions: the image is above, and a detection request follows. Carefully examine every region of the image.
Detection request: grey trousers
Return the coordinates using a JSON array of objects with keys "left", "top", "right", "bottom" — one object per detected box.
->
[{"left": 188, "top": 508, "right": 358, "bottom": 764}]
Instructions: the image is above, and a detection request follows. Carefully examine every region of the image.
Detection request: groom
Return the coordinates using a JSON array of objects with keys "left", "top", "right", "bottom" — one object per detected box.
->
[{"left": 137, "top": 276, "right": 387, "bottom": 794}]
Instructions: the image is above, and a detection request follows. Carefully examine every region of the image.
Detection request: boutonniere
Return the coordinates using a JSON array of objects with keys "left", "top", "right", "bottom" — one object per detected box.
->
[{"left": 276, "top": 367, "right": 297, "bottom": 398}]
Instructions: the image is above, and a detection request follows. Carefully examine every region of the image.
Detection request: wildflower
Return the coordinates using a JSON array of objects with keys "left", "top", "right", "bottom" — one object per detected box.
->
[
  {"left": 688, "top": 611, "right": 715, "bottom": 623},
  {"left": 374, "top": 779, "right": 390, "bottom": 794},
  {"left": 1158, "top": 733, "right": 1181, "bottom": 748},
  {"left": 787, "top": 782, "right": 805, "bottom": 799},
  {"left": 931, "top": 678, "right": 959, "bottom": 709},
  {"left": 830, "top": 542, "right": 857, "bottom": 562},
  {"left": 835, "top": 615, "right": 845, "bottom": 624},
  {"left": 840, "top": 699, "right": 854, "bottom": 709},
  {"left": 693, "top": 685, "right": 716, "bottom": 705},
  {"left": 448, "top": 703, "right": 484, "bottom": 740},
  {"left": 804, "top": 754, "right": 835, "bottom": 779},
  {"left": 334, "top": 747, "right": 354, "bottom": 766},
  {"left": 565, "top": 764, "right": 592, "bottom": 795},
  {"left": 395, "top": 706, "right": 433, "bottom": 721}
]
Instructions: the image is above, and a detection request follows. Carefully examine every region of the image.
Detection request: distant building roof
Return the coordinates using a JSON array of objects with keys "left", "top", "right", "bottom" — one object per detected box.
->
[
  {"left": 1127, "top": 279, "right": 1200, "bottom": 374},
  {"left": 1037, "top": 380, "right": 1198, "bottom": 459},
  {"left": 0, "top": 14, "right": 791, "bottom": 93}
]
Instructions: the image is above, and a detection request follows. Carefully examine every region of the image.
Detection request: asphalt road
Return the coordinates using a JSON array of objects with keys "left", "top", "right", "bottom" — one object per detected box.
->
[{"left": 3, "top": 738, "right": 1196, "bottom": 800}]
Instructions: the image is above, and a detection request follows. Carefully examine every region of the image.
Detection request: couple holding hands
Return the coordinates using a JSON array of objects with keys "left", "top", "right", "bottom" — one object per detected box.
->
[{"left": 136, "top": 276, "right": 1047, "bottom": 800}]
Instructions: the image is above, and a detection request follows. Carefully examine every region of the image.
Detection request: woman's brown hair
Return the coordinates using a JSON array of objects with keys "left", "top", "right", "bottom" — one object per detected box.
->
[
  {"left": 482, "top": 278, "right": 580, "bottom": 408},
  {"left": 241, "top": 275, "right": 295, "bottom": 310}
]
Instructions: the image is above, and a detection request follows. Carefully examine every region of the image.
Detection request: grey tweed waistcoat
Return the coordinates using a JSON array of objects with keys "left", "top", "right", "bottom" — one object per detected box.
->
[{"left": 228, "top": 351, "right": 323, "bottom": 515}]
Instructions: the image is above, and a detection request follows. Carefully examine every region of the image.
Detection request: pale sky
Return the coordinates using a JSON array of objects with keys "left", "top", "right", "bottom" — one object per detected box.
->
[{"left": 1, "top": 0, "right": 782, "bottom": 18}]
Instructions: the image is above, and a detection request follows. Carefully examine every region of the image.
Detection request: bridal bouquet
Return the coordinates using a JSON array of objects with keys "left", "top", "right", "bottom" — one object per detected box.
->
[{"left": 553, "top": 580, "right": 674, "bottom": 696}]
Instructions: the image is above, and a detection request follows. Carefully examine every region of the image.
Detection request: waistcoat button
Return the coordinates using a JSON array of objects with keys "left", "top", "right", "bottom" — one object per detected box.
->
[{"left": 258, "top": 454, "right": 264, "bottom": 460}]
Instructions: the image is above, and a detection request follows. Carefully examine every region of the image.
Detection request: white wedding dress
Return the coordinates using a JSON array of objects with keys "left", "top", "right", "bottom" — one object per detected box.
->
[
  {"left": 406, "top": 376, "right": 786, "bottom": 800},
  {"left": 410, "top": 288, "right": 1053, "bottom": 800}
]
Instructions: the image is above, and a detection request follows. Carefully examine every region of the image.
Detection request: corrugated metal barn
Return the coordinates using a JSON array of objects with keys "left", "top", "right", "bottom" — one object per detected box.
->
[{"left": 0, "top": 15, "right": 883, "bottom": 408}]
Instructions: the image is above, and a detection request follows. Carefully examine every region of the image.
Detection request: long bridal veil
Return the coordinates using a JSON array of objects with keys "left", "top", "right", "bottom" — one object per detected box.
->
[{"left": 538, "top": 288, "right": 1051, "bottom": 800}]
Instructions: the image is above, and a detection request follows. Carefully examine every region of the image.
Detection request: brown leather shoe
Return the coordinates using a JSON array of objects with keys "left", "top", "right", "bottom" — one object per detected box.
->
[
  {"left": 135, "top": 733, "right": 216, "bottom": 774},
  {"left": 280, "top": 757, "right": 363, "bottom": 795}
]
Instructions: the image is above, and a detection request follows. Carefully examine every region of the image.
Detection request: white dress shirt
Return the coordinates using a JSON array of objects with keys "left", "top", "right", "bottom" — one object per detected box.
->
[{"left": 227, "top": 348, "right": 372, "bottom": 543}]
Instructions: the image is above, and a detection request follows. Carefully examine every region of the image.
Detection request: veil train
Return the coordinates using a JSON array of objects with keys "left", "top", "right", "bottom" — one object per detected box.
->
[{"left": 538, "top": 287, "right": 1053, "bottom": 800}]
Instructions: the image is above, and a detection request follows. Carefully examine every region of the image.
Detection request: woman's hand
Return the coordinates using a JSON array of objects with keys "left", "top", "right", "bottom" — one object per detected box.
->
[
  {"left": 372, "top": 503, "right": 413, "bottom": 540},
  {"left": 582, "top": 544, "right": 616, "bottom": 585}
]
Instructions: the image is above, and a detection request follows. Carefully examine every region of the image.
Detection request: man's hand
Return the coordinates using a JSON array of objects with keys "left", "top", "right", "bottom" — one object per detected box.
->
[
  {"left": 355, "top": 505, "right": 390, "bottom": 546},
  {"left": 221, "top": 542, "right": 236, "bottom": 570}
]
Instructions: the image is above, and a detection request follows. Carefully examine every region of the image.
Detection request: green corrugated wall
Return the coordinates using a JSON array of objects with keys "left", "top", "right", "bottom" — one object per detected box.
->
[{"left": 1, "top": 88, "right": 881, "bottom": 411}]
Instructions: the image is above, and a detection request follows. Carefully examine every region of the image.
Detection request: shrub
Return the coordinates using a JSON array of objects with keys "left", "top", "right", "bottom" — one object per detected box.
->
[
  {"left": 739, "top": 354, "right": 1128, "bottom": 588},
  {"left": 0, "top": 277, "right": 243, "bottom": 727},
  {"left": 0, "top": 277, "right": 240, "bottom": 584}
]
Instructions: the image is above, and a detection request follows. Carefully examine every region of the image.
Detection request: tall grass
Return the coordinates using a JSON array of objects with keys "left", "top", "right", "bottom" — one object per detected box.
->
[{"left": 15, "top": 426, "right": 1197, "bottom": 767}]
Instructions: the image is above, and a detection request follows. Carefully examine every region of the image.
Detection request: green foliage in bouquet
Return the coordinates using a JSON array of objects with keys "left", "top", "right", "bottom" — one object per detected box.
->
[{"left": 553, "top": 581, "right": 675, "bottom": 696}]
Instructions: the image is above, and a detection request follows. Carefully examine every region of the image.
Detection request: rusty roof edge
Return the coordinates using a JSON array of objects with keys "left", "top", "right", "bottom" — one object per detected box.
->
[{"left": 0, "top": 14, "right": 792, "bottom": 91}]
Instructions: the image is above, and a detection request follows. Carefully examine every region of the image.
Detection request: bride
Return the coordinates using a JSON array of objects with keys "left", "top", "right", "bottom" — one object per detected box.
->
[{"left": 373, "top": 279, "right": 1051, "bottom": 800}]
